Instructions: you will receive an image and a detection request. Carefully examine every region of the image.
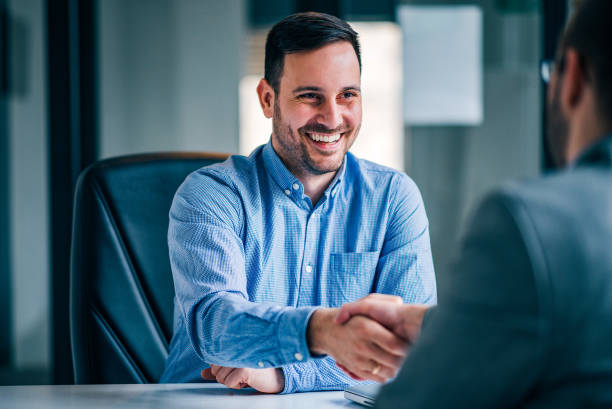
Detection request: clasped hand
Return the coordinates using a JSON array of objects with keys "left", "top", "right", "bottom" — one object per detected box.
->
[
  {"left": 333, "top": 293, "right": 428, "bottom": 381},
  {"left": 201, "top": 365, "right": 284, "bottom": 393}
]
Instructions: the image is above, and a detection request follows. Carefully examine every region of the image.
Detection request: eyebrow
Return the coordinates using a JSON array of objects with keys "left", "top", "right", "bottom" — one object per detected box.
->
[{"left": 292, "top": 85, "right": 361, "bottom": 94}]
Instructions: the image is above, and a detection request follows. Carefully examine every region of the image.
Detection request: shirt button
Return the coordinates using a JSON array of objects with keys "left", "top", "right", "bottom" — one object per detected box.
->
[
  {"left": 258, "top": 361, "right": 264, "bottom": 368},
  {"left": 284, "top": 189, "right": 291, "bottom": 196},
  {"left": 292, "top": 183, "right": 299, "bottom": 190},
  {"left": 294, "top": 353, "right": 303, "bottom": 361},
  {"left": 305, "top": 265, "right": 313, "bottom": 273}
]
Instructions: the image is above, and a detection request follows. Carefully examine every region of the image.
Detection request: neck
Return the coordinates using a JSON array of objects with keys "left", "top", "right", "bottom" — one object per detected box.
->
[
  {"left": 270, "top": 139, "right": 339, "bottom": 206},
  {"left": 299, "top": 171, "right": 337, "bottom": 206},
  {"left": 566, "top": 102, "right": 608, "bottom": 164}
]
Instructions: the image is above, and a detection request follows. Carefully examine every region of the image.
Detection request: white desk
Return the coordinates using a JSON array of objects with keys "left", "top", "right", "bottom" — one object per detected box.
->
[{"left": 0, "top": 383, "right": 356, "bottom": 409}]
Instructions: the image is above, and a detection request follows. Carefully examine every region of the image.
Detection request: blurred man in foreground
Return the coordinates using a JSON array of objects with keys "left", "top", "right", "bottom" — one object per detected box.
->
[{"left": 335, "top": 0, "right": 612, "bottom": 407}]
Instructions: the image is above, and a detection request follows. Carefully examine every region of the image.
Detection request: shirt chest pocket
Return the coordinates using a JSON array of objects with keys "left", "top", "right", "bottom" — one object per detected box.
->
[{"left": 329, "top": 251, "right": 379, "bottom": 304}]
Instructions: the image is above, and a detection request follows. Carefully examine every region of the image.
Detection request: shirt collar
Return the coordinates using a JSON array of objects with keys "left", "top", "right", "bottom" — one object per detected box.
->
[{"left": 262, "top": 139, "right": 346, "bottom": 199}]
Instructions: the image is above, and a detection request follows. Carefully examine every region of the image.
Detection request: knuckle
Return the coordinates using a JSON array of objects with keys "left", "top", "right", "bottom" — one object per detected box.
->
[{"left": 353, "top": 342, "right": 366, "bottom": 355}]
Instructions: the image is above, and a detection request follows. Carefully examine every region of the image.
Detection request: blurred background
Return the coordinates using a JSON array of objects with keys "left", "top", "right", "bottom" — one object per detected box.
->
[{"left": 0, "top": 0, "right": 571, "bottom": 385}]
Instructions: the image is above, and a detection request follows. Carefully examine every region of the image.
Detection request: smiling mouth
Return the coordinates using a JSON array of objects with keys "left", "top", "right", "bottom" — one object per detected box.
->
[{"left": 305, "top": 132, "right": 343, "bottom": 144}]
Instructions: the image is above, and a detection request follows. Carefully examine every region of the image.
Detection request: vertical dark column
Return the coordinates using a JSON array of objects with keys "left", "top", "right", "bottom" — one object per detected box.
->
[
  {"left": 46, "top": 0, "right": 98, "bottom": 384},
  {"left": 0, "top": 0, "right": 11, "bottom": 368},
  {"left": 541, "top": 0, "right": 567, "bottom": 171}
]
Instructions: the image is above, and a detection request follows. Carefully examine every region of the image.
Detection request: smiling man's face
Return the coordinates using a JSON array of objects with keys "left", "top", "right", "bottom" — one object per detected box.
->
[{"left": 270, "top": 41, "right": 362, "bottom": 177}]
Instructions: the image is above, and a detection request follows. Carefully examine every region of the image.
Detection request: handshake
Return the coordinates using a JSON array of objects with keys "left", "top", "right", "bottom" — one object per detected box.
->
[{"left": 202, "top": 294, "right": 429, "bottom": 392}]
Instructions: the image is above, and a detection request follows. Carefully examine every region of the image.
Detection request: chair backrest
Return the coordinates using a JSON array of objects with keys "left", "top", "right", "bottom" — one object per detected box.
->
[{"left": 70, "top": 152, "right": 228, "bottom": 384}]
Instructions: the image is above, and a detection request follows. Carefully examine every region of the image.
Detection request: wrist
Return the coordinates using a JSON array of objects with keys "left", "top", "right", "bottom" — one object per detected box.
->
[{"left": 306, "top": 308, "right": 336, "bottom": 355}]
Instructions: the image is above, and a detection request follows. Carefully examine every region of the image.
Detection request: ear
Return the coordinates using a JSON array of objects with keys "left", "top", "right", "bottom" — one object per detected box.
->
[
  {"left": 559, "top": 48, "right": 587, "bottom": 118},
  {"left": 256, "top": 78, "right": 275, "bottom": 119}
]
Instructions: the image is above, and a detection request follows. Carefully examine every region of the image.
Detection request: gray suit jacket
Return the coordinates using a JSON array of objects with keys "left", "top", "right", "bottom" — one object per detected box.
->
[{"left": 377, "top": 136, "right": 612, "bottom": 409}]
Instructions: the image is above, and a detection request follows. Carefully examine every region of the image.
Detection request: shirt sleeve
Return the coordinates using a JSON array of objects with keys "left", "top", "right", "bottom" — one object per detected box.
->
[
  {"left": 373, "top": 173, "right": 437, "bottom": 305},
  {"left": 375, "top": 191, "right": 550, "bottom": 409},
  {"left": 168, "top": 170, "right": 315, "bottom": 368},
  {"left": 281, "top": 356, "right": 377, "bottom": 394}
]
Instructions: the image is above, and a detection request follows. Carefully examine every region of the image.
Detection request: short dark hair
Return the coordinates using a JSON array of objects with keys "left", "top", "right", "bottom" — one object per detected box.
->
[
  {"left": 560, "top": 0, "right": 612, "bottom": 124},
  {"left": 264, "top": 12, "right": 361, "bottom": 93}
]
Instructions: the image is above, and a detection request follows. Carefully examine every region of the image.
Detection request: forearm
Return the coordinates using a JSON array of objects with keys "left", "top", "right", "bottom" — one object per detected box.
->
[{"left": 187, "top": 292, "right": 316, "bottom": 368}]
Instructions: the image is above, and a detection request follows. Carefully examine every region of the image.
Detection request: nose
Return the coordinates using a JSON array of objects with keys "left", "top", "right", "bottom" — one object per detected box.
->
[{"left": 318, "top": 99, "right": 343, "bottom": 131}]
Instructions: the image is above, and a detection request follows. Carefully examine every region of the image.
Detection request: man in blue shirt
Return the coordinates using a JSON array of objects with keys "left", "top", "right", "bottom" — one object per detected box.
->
[{"left": 160, "top": 12, "right": 436, "bottom": 393}]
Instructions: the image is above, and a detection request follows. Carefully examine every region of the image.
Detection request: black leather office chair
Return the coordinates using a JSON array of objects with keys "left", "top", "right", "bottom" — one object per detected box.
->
[{"left": 70, "top": 152, "right": 228, "bottom": 384}]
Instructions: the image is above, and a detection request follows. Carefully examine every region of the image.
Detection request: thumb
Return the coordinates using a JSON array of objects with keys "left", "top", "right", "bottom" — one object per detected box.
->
[
  {"left": 335, "top": 307, "right": 352, "bottom": 325},
  {"left": 201, "top": 367, "right": 216, "bottom": 380},
  {"left": 336, "top": 301, "right": 368, "bottom": 324}
]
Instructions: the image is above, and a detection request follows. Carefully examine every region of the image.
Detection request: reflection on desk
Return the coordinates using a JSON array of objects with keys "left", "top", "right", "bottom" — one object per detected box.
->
[{"left": 0, "top": 383, "right": 356, "bottom": 409}]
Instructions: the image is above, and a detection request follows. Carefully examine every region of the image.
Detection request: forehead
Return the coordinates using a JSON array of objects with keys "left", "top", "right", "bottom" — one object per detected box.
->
[{"left": 279, "top": 41, "right": 361, "bottom": 91}]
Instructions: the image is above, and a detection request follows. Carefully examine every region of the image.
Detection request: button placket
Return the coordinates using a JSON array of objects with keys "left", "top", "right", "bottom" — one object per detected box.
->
[{"left": 298, "top": 213, "right": 319, "bottom": 306}]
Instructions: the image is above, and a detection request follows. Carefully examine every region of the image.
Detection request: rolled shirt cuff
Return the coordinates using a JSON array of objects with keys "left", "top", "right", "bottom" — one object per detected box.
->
[{"left": 277, "top": 306, "right": 319, "bottom": 393}]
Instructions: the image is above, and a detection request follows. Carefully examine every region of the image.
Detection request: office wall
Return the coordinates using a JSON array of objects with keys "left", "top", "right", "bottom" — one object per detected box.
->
[
  {"left": 99, "top": 0, "right": 245, "bottom": 158},
  {"left": 6, "top": 0, "right": 49, "bottom": 371},
  {"left": 404, "top": 1, "right": 541, "bottom": 286}
]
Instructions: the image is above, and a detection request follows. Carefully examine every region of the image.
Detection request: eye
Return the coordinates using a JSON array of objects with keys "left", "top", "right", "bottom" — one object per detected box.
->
[
  {"left": 298, "top": 93, "right": 320, "bottom": 101},
  {"left": 341, "top": 91, "right": 358, "bottom": 100}
]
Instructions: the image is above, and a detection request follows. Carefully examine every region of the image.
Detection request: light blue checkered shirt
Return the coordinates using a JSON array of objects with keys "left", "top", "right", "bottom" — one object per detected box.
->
[{"left": 160, "top": 141, "right": 436, "bottom": 393}]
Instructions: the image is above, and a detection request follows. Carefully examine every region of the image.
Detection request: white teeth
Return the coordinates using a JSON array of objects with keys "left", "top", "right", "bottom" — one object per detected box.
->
[{"left": 308, "top": 133, "right": 341, "bottom": 143}]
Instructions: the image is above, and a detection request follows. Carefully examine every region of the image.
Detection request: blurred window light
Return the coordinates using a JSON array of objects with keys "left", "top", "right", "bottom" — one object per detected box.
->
[
  {"left": 398, "top": 5, "right": 483, "bottom": 126},
  {"left": 240, "top": 22, "right": 404, "bottom": 171}
]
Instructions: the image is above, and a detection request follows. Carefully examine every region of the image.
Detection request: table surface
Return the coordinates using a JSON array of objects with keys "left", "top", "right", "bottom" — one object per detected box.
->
[{"left": 0, "top": 383, "right": 358, "bottom": 409}]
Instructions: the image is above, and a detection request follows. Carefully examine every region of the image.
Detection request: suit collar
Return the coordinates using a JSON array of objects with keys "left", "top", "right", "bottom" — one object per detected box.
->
[{"left": 574, "top": 134, "right": 612, "bottom": 168}]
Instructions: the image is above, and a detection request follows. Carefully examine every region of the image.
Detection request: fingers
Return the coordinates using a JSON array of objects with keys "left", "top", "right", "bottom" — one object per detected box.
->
[
  {"left": 333, "top": 317, "right": 408, "bottom": 382},
  {"left": 336, "top": 362, "right": 365, "bottom": 381},
  {"left": 365, "top": 341, "right": 405, "bottom": 370},
  {"left": 355, "top": 317, "right": 407, "bottom": 358},
  {"left": 214, "top": 366, "right": 236, "bottom": 385},
  {"left": 349, "top": 349, "right": 401, "bottom": 382},
  {"left": 222, "top": 368, "right": 250, "bottom": 389},
  {"left": 205, "top": 365, "right": 243, "bottom": 387},
  {"left": 365, "top": 293, "right": 404, "bottom": 303},
  {"left": 347, "top": 359, "right": 393, "bottom": 383},
  {"left": 336, "top": 294, "right": 403, "bottom": 325}
]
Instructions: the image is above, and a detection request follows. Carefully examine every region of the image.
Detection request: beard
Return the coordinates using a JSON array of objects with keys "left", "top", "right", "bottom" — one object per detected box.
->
[
  {"left": 272, "top": 99, "right": 352, "bottom": 176},
  {"left": 546, "top": 81, "right": 570, "bottom": 169}
]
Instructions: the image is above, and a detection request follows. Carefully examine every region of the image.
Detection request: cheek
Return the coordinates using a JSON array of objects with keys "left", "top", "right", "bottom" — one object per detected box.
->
[
  {"left": 346, "top": 103, "right": 362, "bottom": 127},
  {"left": 293, "top": 107, "right": 323, "bottom": 130}
]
